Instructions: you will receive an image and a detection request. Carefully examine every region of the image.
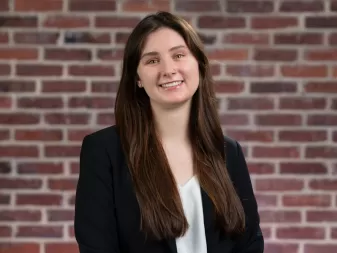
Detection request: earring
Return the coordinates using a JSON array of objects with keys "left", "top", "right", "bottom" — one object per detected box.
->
[{"left": 138, "top": 81, "right": 142, "bottom": 88}]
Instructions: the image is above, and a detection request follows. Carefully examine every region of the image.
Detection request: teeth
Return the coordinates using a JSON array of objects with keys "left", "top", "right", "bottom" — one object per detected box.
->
[{"left": 161, "top": 81, "right": 182, "bottom": 88}]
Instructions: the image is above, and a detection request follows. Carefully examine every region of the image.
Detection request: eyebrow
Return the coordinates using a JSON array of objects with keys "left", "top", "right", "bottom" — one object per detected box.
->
[{"left": 140, "top": 45, "right": 187, "bottom": 60}]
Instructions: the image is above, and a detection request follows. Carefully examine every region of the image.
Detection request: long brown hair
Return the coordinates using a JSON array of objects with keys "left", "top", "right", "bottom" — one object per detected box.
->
[{"left": 114, "top": 11, "right": 245, "bottom": 240}]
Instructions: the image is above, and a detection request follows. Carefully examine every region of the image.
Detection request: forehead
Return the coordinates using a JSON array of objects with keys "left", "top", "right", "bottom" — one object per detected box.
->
[{"left": 142, "top": 28, "right": 186, "bottom": 53}]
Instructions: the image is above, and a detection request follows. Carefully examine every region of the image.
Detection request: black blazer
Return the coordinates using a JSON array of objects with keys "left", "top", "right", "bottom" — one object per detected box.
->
[{"left": 74, "top": 125, "right": 264, "bottom": 253}]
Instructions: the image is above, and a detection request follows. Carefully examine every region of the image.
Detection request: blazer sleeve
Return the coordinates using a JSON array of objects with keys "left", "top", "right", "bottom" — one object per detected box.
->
[
  {"left": 231, "top": 141, "right": 264, "bottom": 253},
  {"left": 74, "top": 134, "right": 120, "bottom": 253}
]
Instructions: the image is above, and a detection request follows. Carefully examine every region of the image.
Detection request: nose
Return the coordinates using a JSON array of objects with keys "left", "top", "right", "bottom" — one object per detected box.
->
[{"left": 160, "top": 57, "right": 176, "bottom": 77}]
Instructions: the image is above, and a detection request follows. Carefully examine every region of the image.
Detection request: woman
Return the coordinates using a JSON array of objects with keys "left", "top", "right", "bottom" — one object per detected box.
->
[{"left": 74, "top": 11, "right": 264, "bottom": 253}]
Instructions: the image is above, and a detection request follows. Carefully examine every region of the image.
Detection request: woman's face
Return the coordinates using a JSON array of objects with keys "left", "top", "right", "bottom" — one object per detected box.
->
[{"left": 137, "top": 27, "right": 200, "bottom": 110}]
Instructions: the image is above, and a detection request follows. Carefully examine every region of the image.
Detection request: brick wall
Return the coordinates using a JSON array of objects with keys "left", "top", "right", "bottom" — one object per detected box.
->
[{"left": 1, "top": 0, "right": 337, "bottom": 253}]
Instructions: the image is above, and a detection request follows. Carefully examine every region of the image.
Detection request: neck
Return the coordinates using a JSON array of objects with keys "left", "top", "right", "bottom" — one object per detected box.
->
[{"left": 152, "top": 102, "right": 191, "bottom": 143}]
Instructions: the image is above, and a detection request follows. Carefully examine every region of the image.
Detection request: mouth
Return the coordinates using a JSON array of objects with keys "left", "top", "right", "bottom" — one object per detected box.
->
[{"left": 159, "top": 80, "right": 184, "bottom": 88}]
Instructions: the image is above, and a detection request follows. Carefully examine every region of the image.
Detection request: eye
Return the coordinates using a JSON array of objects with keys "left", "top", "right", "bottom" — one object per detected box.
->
[
  {"left": 175, "top": 53, "right": 185, "bottom": 59},
  {"left": 146, "top": 59, "right": 159, "bottom": 64}
]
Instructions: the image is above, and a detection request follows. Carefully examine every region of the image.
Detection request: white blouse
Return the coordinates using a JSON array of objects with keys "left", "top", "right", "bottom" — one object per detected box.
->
[{"left": 175, "top": 176, "right": 207, "bottom": 253}]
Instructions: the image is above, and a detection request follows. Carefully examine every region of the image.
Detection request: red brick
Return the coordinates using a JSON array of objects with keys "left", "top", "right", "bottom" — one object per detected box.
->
[
  {"left": 15, "top": 130, "right": 63, "bottom": 141},
  {"left": 305, "top": 49, "right": 337, "bottom": 61},
  {"left": 198, "top": 33, "right": 217, "bottom": 45},
  {"left": 248, "top": 162, "right": 275, "bottom": 174},
  {"left": 279, "top": 131, "right": 327, "bottom": 142},
  {"left": 0, "top": 32, "right": 9, "bottom": 43},
  {"left": 250, "top": 82, "right": 297, "bottom": 93},
  {"left": 265, "top": 244, "right": 298, "bottom": 253},
  {"left": 0, "top": 179, "right": 42, "bottom": 189},
  {"left": 198, "top": 16, "right": 246, "bottom": 29},
  {"left": 282, "top": 194, "right": 331, "bottom": 207},
  {"left": 48, "top": 210, "right": 74, "bottom": 221},
  {"left": 0, "top": 80, "right": 35, "bottom": 92},
  {"left": 68, "top": 65, "right": 114, "bottom": 76},
  {"left": 45, "top": 146, "right": 81, "bottom": 157},
  {"left": 307, "top": 114, "right": 337, "bottom": 126},
  {"left": 16, "top": 64, "right": 63, "bottom": 77},
  {"left": 0, "top": 162, "right": 10, "bottom": 174},
  {"left": 44, "top": 113, "right": 89, "bottom": 125},
  {"left": 0, "top": 96, "right": 12, "bottom": 108},
  {"left": 97, "top": 49, "right": 124, "bottom": 61},
  {"left": 307, "top": 211, "right": 337, "bottom": 222},
  {"left": 306, "top": 82, "right": 337, "bottom": 93},
  {"left": 68, "top": 97, "right": 114, "bottom": 109},
  {"left": 122, "top": 0, "right": 170, "bottom": 12},
  {"left": 69, "top": 0, "right": 116, "bottom": 11},
  {"left": 0, "top": 0, "right": 9, "bottom": 11},
  {"left": 15, "top": 0, "right": 63, "bottom": 11},
  {"left": 0, "top": 113, "right": 39, "bottom": 125},
  {"left": 14, "top": 32, "right": 60, "bottom": 44},
  {"left": 16, "top": 226, "right": 63, "bottom": 238},
  {"left": 95, "top": 16, "right": 141, "bottom": 28},
  {"left": 226, "top": 130, "right": 274, "bottom": 143},
  {"left": 0, "top": 130, "right": 10, "bottom": 141},
  {"left": 206, "top": 49, "right": 249, "bottom": 61},
  {"left": 280, "top": 0, "right": 324, "bottom": 12},
  {"left": 226, "top": 65, "right": 274, "bottom": 77},
  {"left": 219, "top": 114, "right": 249, "bottom": 126},
  {"left": 223, "top": 33, "right": 270, "bottom": 45},
  {"left": 254, "top": 49, "right": 297, "bottom": 61},
  {"left": 256, "top": 178, "right": 304, "bottom": 191},
  {"left": 226, "top": 0, "right": 274, "bottom": 13},
  {"left": 91, "top": 81, "right": 118, "bottom": 93},
  {"left": 280, "top": 97, "right": 326, "bottom": 110},
  {"left": 255, "top": 194, "right": 277, "bottom": 207},
  {"left": 0, "top": 194, "right": 10, "bottom": 205},
  {"left": 275, "top": 33, "right": 323, "bottom": 45},
  {"left": 16, "top": 194, "right": 62, "bottom": 206},
  {"left": 97, "top": 113, "right": 116, "bottom": 125},
  {"left": 64, "top": 32, "right": 111, "bottom": 44},
  {"left": 210, "top": 64, "right": 221, "bottom": 76},
  {"left": 253, "top": 146, "right": 300, "bottom": 158},
  {"left": 0, "top": 226, "right": 11, "bottom": 237},
  {"left": 306, "top": 146, "right": 337, "bottom": 158},
  {"left": 251, "top": 17, "right": 298, "bottom": 29},
  {"left": 0, "top": 64, "right": 11, "bottom": 76},
  {"left": 17, "top": 97, "right": 63, "bottom": 109},
  {"left": 115, "top": 32, "right": 130, "bottom": 44},
  {"left": 329, "top": 33, "right": 337, "bottom": 45},
  {"left": 0, "top": 243, "right": 39, "bottom": 253},
  {"left": 306, "top": 17, "right": 337, "bottom": 28},
  {"left": 44, "top": 49, "right": 92, "bottom": 61},
  {"left": 309, "top": 179, "right": 337, "bottom": 190},
  {"left": 304, "top": 245, "right": 337, "bottom": 253},
  {"left": 0, "top": 16, "right": 38, "bottom": 28},
  {"left": 45, "top": 243, "right": 78, "bottom": 253},
  {"left": 0, "top": 146, "right": 38, "bottom": 157},
  {"left": 259, "top": 210, "right": 301, "bottom": 222},
  {"left": 331, "top": 228, "right": 337, "bottom": 239},
  {"left": 17, "top": 163, "right": 63, "bottom": 174},
  {"left": 48, "top": 179, "right": 77, "bottom": 190},
  {"left": 213, "top": 81, "right": 244, "bottom": 94},
  {"left": 0, "top": 210, "right": 41, "bottom": 221},
  {"left": 255, "top": 114, "right": 302, "bottom": 126},
  {"left": 227, "top": 98, "right": 274, "bottom": 110},
  {"left": 43, "top": 15, "right": 90, "bottom": 28},
  {"left": 281, "top": 65, "right": 327, "bottom": 77},
  {"left": 70, "top": 162, "right": 79, "bottom": 174},
  {"left": 176, "top": 1, "right": 220, "bottom": 12},
  {"left": 277, "top": 227, "right": 325, "bottom": 239},
  {"left": 42, "top": 80, "right": 86, "bottom": 93}
]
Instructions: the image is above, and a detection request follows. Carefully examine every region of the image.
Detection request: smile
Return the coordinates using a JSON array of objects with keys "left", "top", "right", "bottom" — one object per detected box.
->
[{"left": 159, "top": 80, "right": 183, "bottom": 88}]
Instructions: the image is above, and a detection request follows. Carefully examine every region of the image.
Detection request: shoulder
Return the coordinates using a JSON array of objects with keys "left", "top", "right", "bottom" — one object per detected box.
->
[
  {"left": 223, "top": 135, "right": 247, "bottom": 182},
  {"left": 84, "top": 125, "right": 119, "bottom": 144}
]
